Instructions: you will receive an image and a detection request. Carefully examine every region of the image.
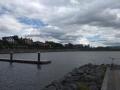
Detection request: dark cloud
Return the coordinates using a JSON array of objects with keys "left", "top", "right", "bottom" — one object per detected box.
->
[
  {"left": 60, "top": 6, "right": 120, "bottom": 29},
  {"left": 50, "top": 0, "right": 120, "bottom": 30}
]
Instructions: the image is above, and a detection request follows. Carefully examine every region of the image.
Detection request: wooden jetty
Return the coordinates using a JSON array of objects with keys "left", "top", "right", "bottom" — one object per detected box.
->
[
  {"left": 0, "top": 59, "right": 51, "bottom": 64},
  {"left": 0, "top": 52, "right": 51, "bottom": 65}
]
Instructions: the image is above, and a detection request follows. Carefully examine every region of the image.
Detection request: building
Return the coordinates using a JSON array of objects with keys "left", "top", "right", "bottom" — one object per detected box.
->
[
  {"left": 23, "top": 38, "right": 33, "bottom": 45},
  {"left": 2, "top": 36, "right": 15, "bottom": 43}
]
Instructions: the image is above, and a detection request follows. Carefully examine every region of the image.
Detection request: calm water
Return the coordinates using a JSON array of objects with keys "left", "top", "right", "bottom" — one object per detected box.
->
[{"left": 0, "top": 51, "right": 120, "bottom": 90}]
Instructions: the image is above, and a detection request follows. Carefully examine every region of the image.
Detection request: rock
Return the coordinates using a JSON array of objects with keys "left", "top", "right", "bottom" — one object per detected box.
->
[
  {"left": 43, "top": 64, "right": 106, "bottom": 90},
  {"left": 89, "top": 85, "right": 98, "bottom": 90},
  {"left": 43, "top": 86, "right": 56, "bottom": 90}
]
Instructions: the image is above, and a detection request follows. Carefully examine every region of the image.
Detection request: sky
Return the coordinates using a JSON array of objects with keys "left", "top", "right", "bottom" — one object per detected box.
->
[{"left": 0, "top": 0, "right": 120, "bottom": 46}]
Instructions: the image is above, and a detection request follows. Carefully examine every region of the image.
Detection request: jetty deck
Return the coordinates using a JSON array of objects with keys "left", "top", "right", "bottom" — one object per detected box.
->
[
  {"left": 0, "top": 53, "right": 51, "bottom": 65},
  {"left": 0, "top": 59, "right": 51, "bottom": 64}
]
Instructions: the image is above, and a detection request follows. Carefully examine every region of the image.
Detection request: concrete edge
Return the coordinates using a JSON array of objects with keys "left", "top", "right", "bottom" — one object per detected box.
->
[{"left": 101, "top": 67, "right": 110, "bottom": 90}]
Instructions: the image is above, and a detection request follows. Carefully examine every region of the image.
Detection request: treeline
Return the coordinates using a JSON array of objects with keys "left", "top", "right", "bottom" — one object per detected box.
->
[{"left": 0, "top": 35, "right": 120, "bottom": 51}]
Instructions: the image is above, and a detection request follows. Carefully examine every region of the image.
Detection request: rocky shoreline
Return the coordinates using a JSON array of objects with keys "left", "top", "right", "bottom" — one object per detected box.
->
[{"left": 43, "top": 64, "right": 107, "bottom": 90}]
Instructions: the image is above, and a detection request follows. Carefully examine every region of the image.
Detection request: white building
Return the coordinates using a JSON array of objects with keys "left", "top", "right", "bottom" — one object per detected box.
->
[{"left": 2, "top": 36, "right": 15, "bottom": 43}]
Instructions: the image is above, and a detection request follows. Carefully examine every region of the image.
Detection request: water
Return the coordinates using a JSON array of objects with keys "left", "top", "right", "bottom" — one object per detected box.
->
[{"left": 0, "top": 51, "right": 120, "bottom": 90}]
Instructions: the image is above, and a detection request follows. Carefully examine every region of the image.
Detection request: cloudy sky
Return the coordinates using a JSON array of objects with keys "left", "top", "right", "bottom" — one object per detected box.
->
[{"left": 0, "top": 0, "right": 120, "bottom": 46}]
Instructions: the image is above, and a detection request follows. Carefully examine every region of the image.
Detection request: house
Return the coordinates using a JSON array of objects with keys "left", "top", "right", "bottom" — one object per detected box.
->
[
  {"left": 2, "top": 36, "right": 15, "bottom": 43},
  {"left": 23, "top": 38, "right": 33, "bottom": 45}
]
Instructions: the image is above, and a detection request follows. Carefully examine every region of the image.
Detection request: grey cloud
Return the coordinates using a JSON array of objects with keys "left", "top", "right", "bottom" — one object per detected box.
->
[
  {"left": 0, "top": 0, "right": 120, "bottom": 46},
  {"left": 104, "top": 42, "right": 120, "bottom": 46},
  {"left": 115, "top": 33, "right": 120, "bottom": 38},
  {"left": 50, "top": 0, "right": 120, "bottom": 29},
  {"left": 40, "top": 0, "right": 72, "bottom": 6}
]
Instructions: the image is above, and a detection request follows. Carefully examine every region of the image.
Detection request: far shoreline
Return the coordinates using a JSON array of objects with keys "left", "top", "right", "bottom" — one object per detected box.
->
[{"left": 0, "top": 49, "right": 120, "bottom": 54}]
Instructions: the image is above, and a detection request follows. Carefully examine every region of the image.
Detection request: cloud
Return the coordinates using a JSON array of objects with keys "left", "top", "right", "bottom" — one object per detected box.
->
[
  {"left": 0, "top": 0, "right": 120, "bottom": 46},
  {"left": 0, "top": 14, "right": 36, "bottom": 37},
  {"left": 0, "top": 15, "right": 23, "bottom": 34}
]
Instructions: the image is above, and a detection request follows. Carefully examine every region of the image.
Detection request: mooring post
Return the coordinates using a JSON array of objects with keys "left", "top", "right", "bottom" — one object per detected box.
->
[
  {"left": 10, "top": 52, "right": 13, "bottom": 62},
  {"left": 38, "top": 52, "right": 40, "bottom": 64}
]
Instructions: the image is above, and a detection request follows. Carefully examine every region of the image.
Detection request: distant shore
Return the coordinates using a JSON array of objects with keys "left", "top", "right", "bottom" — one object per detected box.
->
[{"left": 0, "top": 49, "right": 120, "bottom": 54}]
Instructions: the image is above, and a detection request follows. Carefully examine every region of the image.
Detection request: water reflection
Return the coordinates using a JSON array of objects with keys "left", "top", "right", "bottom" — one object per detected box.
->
[
  {"left": 37, "top": 64, "right": 41, "bottom": 70},
  {"left": 9, "top": 62, "right": 42, "bottom": 70},
  {"left": 9, "top": 62, "right": 14, "bottom": 68}
]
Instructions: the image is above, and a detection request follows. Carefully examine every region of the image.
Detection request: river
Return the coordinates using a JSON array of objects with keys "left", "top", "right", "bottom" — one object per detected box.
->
[{"left": 0, "top": 51, "right": 119, "bottom": 90}]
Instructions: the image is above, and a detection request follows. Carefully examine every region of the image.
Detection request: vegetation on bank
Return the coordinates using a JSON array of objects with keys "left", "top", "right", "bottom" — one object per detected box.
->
[{"left": 0, "top": 35, "right": 120, "bottom": 51}]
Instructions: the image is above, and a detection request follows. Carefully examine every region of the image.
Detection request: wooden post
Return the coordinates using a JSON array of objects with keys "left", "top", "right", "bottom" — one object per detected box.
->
[
  {"left": 10, "top": 53, "right": 13, "bottom": 62},
  {"left": 38, "top": 53, "right": 40, "bottom": 64}
]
